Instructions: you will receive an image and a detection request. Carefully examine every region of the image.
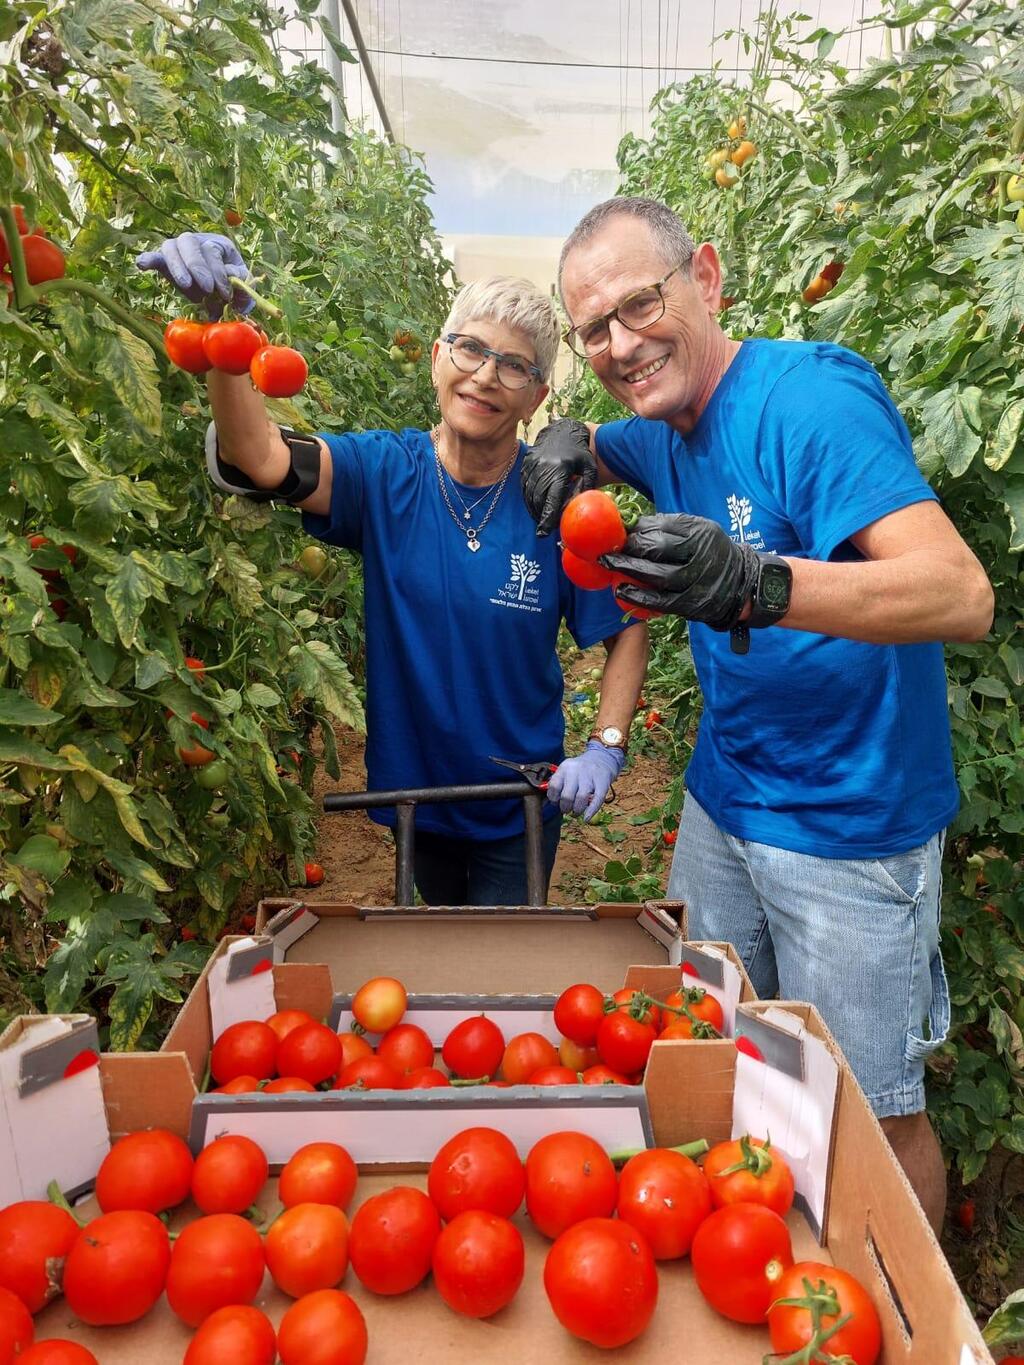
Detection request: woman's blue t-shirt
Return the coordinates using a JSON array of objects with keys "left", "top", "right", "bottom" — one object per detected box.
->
[
  {"left": 595, "top": 339, "right": 959, "bottom": 859},
  {"left": 303, "top": 428, "right": 632, "bottom": 840}
]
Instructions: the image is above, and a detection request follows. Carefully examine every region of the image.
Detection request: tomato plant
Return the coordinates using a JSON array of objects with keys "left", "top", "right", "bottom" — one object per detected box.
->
[
  {"left": 767, "top": 1261, "right": 882, "bottom": 1365},
  {"left": 166, "top": 1214, "right": 265, "bottom": 1326},
  {"left": 94, "top": 1128, "right": 194, "bottom": 1214},
  {"left": 544, "top": 1217, "right": 658, "bottom": 1349},
  {"left": 0, "top": 1200, "right": 79, "bottom": 1312},
  {"left": 62, "top": 1210, "right": 171, "bottom": 1325},
  {"left": 525, "top": 1131, "right": 618, "bottom": 1238},
  {"left": 431, "top": 1210, "right": 525, "bottom": 1319},
  {"left": 703, "top": 1134, "right": 795, "bottom": 1216},
  {"left": 265, "top": 1202, "right": 349, "bottom": 1298},
  {"left": 690, "top": 1202, "right": 793, "bottom": 1323},
  {"left": 276, "top": 1289, "right": 367, "bottom": 1365},
  {"left": 559, "top": 490, "right": 627, "bottom": 561},
  {"left": 351, "top": 976, "right": 407, "bottom": 1033},
  {"left": 349, "top": 1186, "right": 441, "bottom": 1295},
  {"left": 191, "top": 1134, "right": 268, "bottom": 1214},
  {"left": 279, "top": 1143, "right": 357, "bottom": 1210},
  {"left": 183, "top": 1304, "right": 276, "bottom": 1365},
  {"left": 428, "top": 1126, "right": 525, "bottom": 1221},
  {"left": 209, "top": 1020, "right": 277, "bottom": 1083},
  {"left": 616, "top": 1147, "right": 712, "bottom": 1258},
  {"left": 442, "top": 1015, "right": 505, "bottom": 1079}
]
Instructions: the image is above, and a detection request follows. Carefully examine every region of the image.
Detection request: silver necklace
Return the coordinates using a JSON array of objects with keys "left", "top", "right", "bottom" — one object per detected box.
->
[{"left": 430, "top": 426, "right": 518, "bottom": 552}]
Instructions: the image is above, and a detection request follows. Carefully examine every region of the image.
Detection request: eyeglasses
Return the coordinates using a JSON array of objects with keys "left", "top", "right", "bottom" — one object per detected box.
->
[
  {"left": 444, "top": 333, "right": 543, "bottom": 390},
  {"left": 564, "top": 261, "right": 690, "bottom": 359}
]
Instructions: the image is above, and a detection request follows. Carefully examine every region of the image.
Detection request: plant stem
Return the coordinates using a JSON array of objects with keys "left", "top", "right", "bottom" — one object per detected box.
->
[
  {"left": 609, "top": 1138, "right": 709, "bottom": 1164},
  {"left": 227, "top": 274, "right": 283, "bottom": 320},
  {"left": 33, "top": 277, "right": 166, "bottom": 358},
  {"left": 745, "top": 98, "right": 823, "bottom": 160}
]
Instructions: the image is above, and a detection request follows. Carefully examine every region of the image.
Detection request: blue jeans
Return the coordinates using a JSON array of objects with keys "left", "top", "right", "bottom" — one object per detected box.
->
[
  {"left": 413, "top": 815, "right": 562, "bottom": 906},
  {"left": 667, "top": 795, "right": 949, "bottom": 1119}
]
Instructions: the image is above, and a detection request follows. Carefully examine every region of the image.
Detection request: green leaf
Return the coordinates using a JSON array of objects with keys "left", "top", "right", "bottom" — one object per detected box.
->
[
  {"left": 287, "top": 640, "right": 363, "bottom": 730},
  {"left": 105, "top": 556, "right": 151, "bottom": 649},
  {"left": 984, "top": 1287, "right": 1024, "bottom": 1347},
  {"left": 43, "top": 909, "right": 117, "bottom": 1014},
  {"left": 101, "top": 846, "right": 171, "bottom": 892},
  {"left": 94, "top": 326, "right": 163, "bottom": 436},
  {"left": 8, "top": 834, "right": 71, "bottom": 881},
  {"left": 918, "top": 386, "right": 984, "bottom": 476},
  {"left": 987, "top": 397, "right": 1024, "bottom": 471},
  {"left": 0, "top": 691, "right": 64, "bottom": 726},
  {"left": 245, "top": 683, "right": 282, "bottom": 708}
]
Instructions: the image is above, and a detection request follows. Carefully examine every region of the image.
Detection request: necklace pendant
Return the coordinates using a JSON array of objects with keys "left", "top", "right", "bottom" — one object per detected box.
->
[
  {"left": 467, "top": 537, "right": 480, "bottom": 552},
  {"left": 463, "top": 510, "right": 471, "bottom": 519}
]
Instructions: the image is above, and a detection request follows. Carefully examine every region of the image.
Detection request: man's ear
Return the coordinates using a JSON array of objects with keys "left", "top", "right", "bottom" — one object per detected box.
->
[{"left": 690, "top": 242, "right": 724, "bottom": 313}]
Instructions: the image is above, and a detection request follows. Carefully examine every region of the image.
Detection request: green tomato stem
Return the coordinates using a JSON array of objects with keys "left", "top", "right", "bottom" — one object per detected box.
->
[
  {"left": 46, "top": 1179, "right": 87, "bottom": 1228},
  {"left": 227, "top": 273, "right": 283, "bottom": 320},
  {"left": 608, "top": 1138, "right": 709, "bottom": 1164}
]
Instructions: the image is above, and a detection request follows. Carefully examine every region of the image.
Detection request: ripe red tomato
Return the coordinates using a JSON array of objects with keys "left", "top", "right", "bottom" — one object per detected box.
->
[
  {"left": 94, "top": 1128, "right": 193, "bottom": 1214},
  {"left": 349, "top": 1186, "right": 441, "bottom": 1295},
  {"left": 224, "top": 209, "right": 244, "bottom": 227},
  {"left": 596, "top": 1010, "right": 657, "bottom": 1074},
  {"left": 337, "top": 1033, "right": 373, "bottom": 1071},
  {"left": 305, "top": 861, "right": 326, "bottom": 886},
  {"left": 17, "top": 1344, "right": 98, "bottom": 1364},
  {"left": 560, "top": 490, "right": 627, "bottom": 561},
  {"left": 276, "top": 1021, "right": 342, "bottom": 1085},
  {"left": 428, "top": 1126, "right": 525, "bottom": 1221},
  {"left": 184, "top": 655, "right": 206, "bottom": 680},
  {"left": 616, "top": 1148, "right": 712, "bottom": 1258},
  {"left": 662, "top": 986, "right": 724, "bottom": 1035},
  {"left": 280, "top": 1142, "right": 357, "bottom": 1210},
  {"left": 0, "top": 1284, "right": 33, "bottom": 1357},
  {"left": 178, "top": 741, "right": 216, "bottom": 767},
  {"left": 558, "top": 1037, "right": 600, "bottom": 1071},
  {"left": 377, "top": 1022, "right": 434, "bottom": 1075},
  {"left": 561, "top": 547, "right": 615, "bottom": 590},
  {"left": 525, "top": 1131, "right": 618, "bottom": 1239},
  {"left": 581, "top": 1063, "right": 632, "bottom": 1085},
  {"left": 351, "top": 976, "right": 407, "bottom": 1033},
  {"left": 441, "top": 1015, "right": 505, "bottom": 1079},
  {"left": 690, "top": 1202, "right": 794, "bottom": 1322},
  {"left": 266, "top": 1008, "right": 317, "bottom": 1043},
  {"left": 263, "top": 1076, "right": 316, "bottom": 1092},
  {"left": 613, "top": 574, "right": 661, "bottom": 620},
  {"left": 183, "top": 1304, "right": 276, "bottom": 1365},
  {"left": 265, "top": 1202, "right": 349, "bottom": 1298},
  {"left": 250, "top": 344, "right": 308, "bottom": 397},
  {"left": 21, "top": 236, "right": 66, "bottom": 285},
  {"left": 166, "top": 1214, "right": 265, "bottom": 1327},
  {"left": 211, "top": 1073, "right": 262, "bottom": 1094},
  {"left": 202, "top": 320, "right": 264, "bottom": 374},
  {"left": 164, "top": 319, "right": 211, "bottom": 374},
  {"left": 336, "top": 1054, "right": 402, "bottom": 1090},
  {"left": 62, "top": 1210, "right": 170, "bottom": 1325},
  {"left": 402, "top": 1066, "right": 448, "bottom": 1088},
  {"left": 191, "top": 1134, "right": 268, "bottom": 1214},
  {"left": 528, "top": 1065, "right": 580, "bottom": 1085},
  {"left": 432, "top": 1211, "right": 524, "bottom": 1319},
  {"left": 703, "top": 1135, "right": 795, "bottom": 1216},
  {"left": 553, "top": 983, "right": 606, "bottom": 1046},
  {"left": 277, "top": 1289, "right": 367, "bottom": 1365},
  {"left": 500, "top": 1032, "right": 559, "bottom": 1084},
  {"left": 0, "top": 1200, "right": 79, "bottom": 1311},
  {"left": 544, "top": 1217, "right": 658, "bottom": 1349},
  {"left": 768, "top": 1261, "right": 881, "bottom": 1364},
  {"left": 210, "top": 1020, "right": 277, "bottom": 1083}
]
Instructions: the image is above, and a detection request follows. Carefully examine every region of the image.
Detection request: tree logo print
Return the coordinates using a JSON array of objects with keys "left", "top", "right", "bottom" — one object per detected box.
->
[
  {"left": 510, "top": 553, "right": 541, "bottom": 600},
  {"left": 726, "top": 494, "right": 753, "bottom": 543}
]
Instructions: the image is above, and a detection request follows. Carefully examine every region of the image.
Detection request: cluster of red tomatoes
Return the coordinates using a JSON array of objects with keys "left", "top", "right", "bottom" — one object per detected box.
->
[
  {"left": 163, "top": 317, "right": 308, "bottom": 398},
  {"left": 559, "top": 489, "right": 661, "bottom": 620},
  {"left": 1, "top": 205, "right": 66, "bottom": 292}
]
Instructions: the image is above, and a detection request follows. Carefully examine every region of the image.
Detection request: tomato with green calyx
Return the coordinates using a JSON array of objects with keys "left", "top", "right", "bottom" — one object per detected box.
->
[
  {"left": 352, "top": 975, "right": 407, "bottom": 1032},
  {"left": 617, "top": 1147, "right": 712, "bottom": 1258},
  {"left": 703, "top": 1134, "right": 795, "bottom": 1215},
  {"left": 203, "top": 320, "right": 264, "bottom": 375},
  {"left": 194, "top": 759, "right": 229, "bottom": 790},
  {"left": 250, "top": 344, "right": 308, "bottom": 397},
  {"left": 0, "top": 1200, "right": 79, "bottom": 1312},
  {"left": 691, "top": 1201, "right": 793, "bottom": 1322},
  {"left": 191, "top": 1135, "right": 268, "bottom": 1215},
  {"left": 525, "top": 1131, "right": 617, "bottom": 1239},
  {"left": 165, "top": 320, "right": 211, "bottom": 374},
  {"left": 428, "top": 1126, "right": 525, "bottom": 1221},
  {"left": 349, "top": 1186, "right": 440, "bottom": 1295},
  {"left": 95, "top": 1128, "right": 193, "bottom": 1215},
  {"left": 166, "top": 1214, "right": 265, "bottom": 1327},
  {"left": 276, "top": 1289, "right": 367, "bottom": 1365},
  {"left": 0, "top": 1285, "right": 33, "bottom": 1357},
  {"left": 768, "top": 1260, "right": 881, "bottom": 1364},
  {"left": 560, "top": 490, "right": 626, "bottom": 562},
  {"left": 299, "top": 544, "right": 329, "bottom": 579},
  {"left": 610, "top": 986, "right": 662, "bottom": 1030},
  {"left": 62, "top": 1210, "right": 171, "bottom": 1325},
  {"left": 183, "top": 1304, "right": 276, "bottom": 1365},
  {"left": 442, "top": 1014, "right": 505, "bottom": 1079},
  {"left": 432, "top": 1211, "right": 524, "bottom": 1319},
  {"left": 544, "top": 1217, "right": 657, "bottom": 1349}
]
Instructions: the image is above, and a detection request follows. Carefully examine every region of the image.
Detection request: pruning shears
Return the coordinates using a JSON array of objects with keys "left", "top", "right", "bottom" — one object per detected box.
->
[{"left": 489, "top": 757, "right": 558, "bottom": 790}]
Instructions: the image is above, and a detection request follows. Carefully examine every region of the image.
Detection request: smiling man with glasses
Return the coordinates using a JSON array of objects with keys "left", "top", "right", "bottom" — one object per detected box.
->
[{"left": 521, "top": 195, "right": 994, "bottom": 1233}]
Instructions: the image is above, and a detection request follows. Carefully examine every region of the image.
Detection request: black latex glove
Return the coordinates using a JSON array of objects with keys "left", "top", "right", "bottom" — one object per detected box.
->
[
  {"left": 601, "top": 514, "right": 760, "bottom": 630},
  {"left": 521, "top": 418, "right": 598, "bottom": 535}
]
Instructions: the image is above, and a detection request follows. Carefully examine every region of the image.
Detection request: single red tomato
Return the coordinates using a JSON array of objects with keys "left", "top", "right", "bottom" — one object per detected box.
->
[
  {"left": 184, "top": 655, "right": 206, "bottom": 680},
  {"left": 616, "top": 1148, "right": 712, "bottom": 1258},
  {"left": 183, "top": 1303, "right": 276, "bottom": 1365},
  {"left": 305, "top": 861, "right": 326, "bottom": 887},
  {"left": 336, "top": 1054, "right": 402, "bottom": 1090},
  {"left": 558, "top": 1037, "right": 600, "bottom": 1071},
  {"left": 544, "top": 1216, "right": 658, "bottom": 1349},
  {"left": 441, "top": 1015, "right": 505, "bottom": 1079},
  {"left": 166, "top": 1214, "right": 265, "bottom": 1327},
  {"left": 377, "top": 1022, "right": 434, "bottom": 1075},
  {"left": 690, "top": 1201, "right": 794, "bottom": 1323},
  {"left": 500, "top": 1032, "right": 559, "bottom": 1084},
  {"left": 0, "top": 1201, "right": 79, "bottom": 1312},
  {"left": 351, "top": 976, "right": 407, "bottom": 1033},
  {"left": 266, "top": 1008, "right": 317, "bottom": 1043},
  {"left": 349, "top": 1186, "right": 441, "bottom": 1295},
  {"left": 17, "top": 1344, "right": 98, "bottom": 1364},
  {"left": 62, "top": 1210, "right": 170, "bottom": 1325},
  {"left": 191, "top": 1134, "right": 268, "bottom": 1214},
  {"left": 210, "top": 1019, "right": 277, "bottom": 1083},
  {"left": 561, "top": 547, "right": 615, "bottom": 590},
  {"left": 428, "top": 1127, "right": 525, "bottom": 1221},
  {"left": 525, "top": 1131, "right": 618, "bottom": 1239},
  {"left": 277, "top": 1021, "right": 343, "bottom": 1085},
  {"left": 164, "top": 319, "right": 211, "bottom": 373},
  {"left": 404, "top": 1066, "right": 451, "bottom": 1088},
  {"left": 279, "top": 1142, "right": 357, "bottom": 1210},
  {"left": 581, "top": 1063, "right": 632, "bottom": 1085},
  {"left": 263, "top": 1076, "right": 316, "bottom": 1093},
  {"left": 94, "top": 1128, "right": 193, "bottom": 1214},
  {"left": 560, "top": 490, "right": 626, "bottom": 561},
  {"left": 337, "top": 1033, "right": 373, "bottom": 1071},
  {"left": 0, "top": 1284, "right": 33, "bottom": 1357},
  {"left": 276, "top": 1289, "right": 367, "bottom": 1365},
  {"left": 432, "top": 1211, "right": 524, "bottom": 1319},
  {"left": 527, "top": 1065, "right": 580, "bottom": 1085},
  {"left": 250, "top": 344, "right": 308, "bottom": 398},
  {"left": 768, "top": 1260, "right": 882, "bottom": 1365},
  {"left": 265, "top": 1203, "right": 349, "bottom": 1298},
  {"left": 21, "top": 236, "right": 65, "bottom": 285},
  {"left": 703, "top": 1135, "right": 795, "bottom": 1216},
  {"left": 224, "top": 209, "right": 244, "bottom": 227},
  {"left": 553, "top": 982, "right": 606, "bottom": 1046},
  {"left": 178, "top": 741, "right": 216, "bottom": 767},
  {"left": 211, "top": 1074, "right": 262, "bottom": 1094},
  {"left": 202, "top": 319, "right": 264, "bottom": 374},
  {"left": 596, "top": 1010, "right": 656, "bottom": 1075}
]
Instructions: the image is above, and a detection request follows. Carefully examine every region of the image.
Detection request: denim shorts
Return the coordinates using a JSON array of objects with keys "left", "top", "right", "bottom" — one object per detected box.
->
[{"left": 667, "top": 794, "right": 950, "bottom": 1119}]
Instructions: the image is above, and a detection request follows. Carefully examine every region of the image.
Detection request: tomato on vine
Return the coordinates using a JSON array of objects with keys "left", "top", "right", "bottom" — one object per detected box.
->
[
  {"left": 767, "top": 1261, "right": 882, "bottom": 1364},
  {"left": 164, "top": 319, "right": 211, "bottom": 373},
  {"left": 250, "top": 344, "right": 308, "bottom": 397},
  {"left": 203, "top": 320, "right": 264, "bottom": 375},
  {"left": 560, "top": 490, "right": 626, "bottom": 562}
]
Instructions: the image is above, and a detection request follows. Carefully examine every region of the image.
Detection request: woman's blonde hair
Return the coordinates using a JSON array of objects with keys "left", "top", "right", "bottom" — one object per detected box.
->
[{"left": 441, "top": 277, "right": 560, "bottom": 382}]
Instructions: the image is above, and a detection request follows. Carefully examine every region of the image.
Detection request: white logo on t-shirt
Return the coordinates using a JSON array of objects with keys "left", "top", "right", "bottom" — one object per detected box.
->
[
  {"left": 489, "top": 553, "right": 543, "bottom": 613},
  {"left": 726, "top": 493, "right": 766, "bottom": 550}
]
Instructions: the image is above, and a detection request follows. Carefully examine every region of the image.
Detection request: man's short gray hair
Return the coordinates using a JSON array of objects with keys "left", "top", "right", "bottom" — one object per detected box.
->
[
  {"left": 441, "top": 277, "right": 561, "bottom": 383},
  {"left": 558, "top": 198, "right": 696, "bottom": 303}
]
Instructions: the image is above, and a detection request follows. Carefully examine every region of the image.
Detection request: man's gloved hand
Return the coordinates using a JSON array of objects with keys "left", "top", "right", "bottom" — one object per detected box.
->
[
  {"left": 547, "top": 741, "right": 625, "bottom": 821},
  {"left": 601, "top": 513, "right": 759, "bottom": 630},
  {"left": 136, "top": 232, "right": 254, "bottom": 317},
  {"left": 521, "top": 418, "right": 598, "bottom": 535}
]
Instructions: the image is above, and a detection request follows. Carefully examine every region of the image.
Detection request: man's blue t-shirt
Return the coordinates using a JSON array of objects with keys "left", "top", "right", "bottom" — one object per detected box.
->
[
  {"left": 595, "top": 339, "right": 959, "bottom": 859},
  {"left": 303, "top": 428, "right": 633, "bottom": 840}
]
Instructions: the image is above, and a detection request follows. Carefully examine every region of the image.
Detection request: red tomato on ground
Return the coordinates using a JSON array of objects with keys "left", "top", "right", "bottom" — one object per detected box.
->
[
  {"left": 441, "top": 1015, "right": 505, "bottom": 1079},
  {"left": 501, "top": 1032, "right": 559, "bottom": 1084},
  {"left": 209, "top": 1019, "right": 277, "bottom": 1083},
  {"left": 596, "top": 1010, "right": 657, "bottom": 1075},
  {"left": 17, "top": 1344, "right": 98, "bottom": 1364},
  {"left": 164, "top": 319, "right": 210, "bottom": 373},
  {"left": 166, "top": 1214, "right": 265, "bottom": 1326},
  {"left": 428, "top": 1127, "right": 525, "bottom": 1221},
  {"left": 432, "top": 1211, "right": 524, "bottom": 1319},
  {"left": 561, "top": 547, "right": 615, "bottom": 590},
  {"left": 525, "top": 1131, "right": 618, "bottom": 1239},
  {"left": 183, "top": 1304, "right": 276, "bottom": 1365},
  {"left": 616, "top": 1148, "right": 712, "bottom": 1258},
  {"left": 351, "top": 977, "right": 407, "bottom": 1033},
  {"left": 0, "top": 1201, "right": 79, "bottom": 1311},
  {"left": 250, "top": 345, "right": 308, "bottom": 398},
  {"left": 560, "top": 490, "right": 626, "bottom": 561},
  {"left": 377, "top": 1022, "right": 434, "bottom": 1075},
  {"left": 0, "top": 1284, "right": 33, "bottom": 1357},
  {"left": 336, "top": 1055, "right": 402, "bottom": 1090},
  {"left": 277, "top": 1021, "right": 342, "bottom": 1085},
  {"left": 266, "top": 1009, "right": 317, "bottom": 1043},
  {"left": 94, "top": 1128, "right": 193, "bottom": 1214},
  {"left": 277, "top": 1289, "right": 367, "bottom": 1365},
  {"left": 544, "top": 1217, "right": 658, "bottom": 1349},
  {"left": 279, "top": 1142, "right": 357, "bottom": 1210},
  {"left": 553, "top": 983, "right": 606, "bottom": 1046},
  {"left": 265, "top": 1203, "right": 349, "bottom": 1298},
  {"left": 202, "top": 320, "right": 264, "bottom": 374},
  {"left": 690, "top": 1201, "right": 794, "bottom": 1323},
  {"left": 349, "top": 1186, "right": 441, "bottom": 1295},
  {"left": 62, "top": 1210, "right": 170, "bottom": 1325},
  {"left": 703, "top": 1135, "right": 795, "bottom": 1216},
  {"left": 304, "top": 861, "right": 325, "bottom": 886},
  {"left": 191, "top": 1134, "right": 268, "bottom": 1214},
  {"left": 768, "top": 1260, "right": 882, "bottom": 1365}
]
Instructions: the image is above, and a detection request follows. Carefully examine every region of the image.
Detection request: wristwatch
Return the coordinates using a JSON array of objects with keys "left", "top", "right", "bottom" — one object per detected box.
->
[
  {"left": 589, "top": 725, "right": 627, "bottom": 751},
  {"left": 746, "top": 553, "right": 793, "bottom": 628}
]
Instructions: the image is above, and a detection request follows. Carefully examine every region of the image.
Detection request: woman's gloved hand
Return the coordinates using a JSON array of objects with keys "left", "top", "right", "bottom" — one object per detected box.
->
[
  {"left": 546, "top": 741, "right": 625, "bottom": 821},
  {"left": 136, "top": 232, "right": 254, "bottom": 317}
]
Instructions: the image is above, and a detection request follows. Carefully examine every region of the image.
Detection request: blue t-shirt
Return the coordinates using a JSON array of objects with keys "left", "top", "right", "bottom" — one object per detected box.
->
[
  {"left": 595, "top": 339, "right": 959, "bottom": 859},
  {"left": 303, "top": 428, "right": 633, "bottom": 840}
]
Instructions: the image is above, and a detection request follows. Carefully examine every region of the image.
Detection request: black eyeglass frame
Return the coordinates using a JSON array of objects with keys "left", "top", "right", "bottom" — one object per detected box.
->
[
  {"left": 443, "top": 332, "right": 544, "bottom": 389},
  {"left": 564, "top": 260, "right": 690, "bottom": 359}
]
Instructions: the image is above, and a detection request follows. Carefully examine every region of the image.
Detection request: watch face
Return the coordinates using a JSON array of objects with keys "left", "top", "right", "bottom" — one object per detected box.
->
[
  {"left": 760, "top": 564, "right": 791, "bottom": 610},
  {"left": 600, "top": 727, "right": 624, "bottom": 746}
]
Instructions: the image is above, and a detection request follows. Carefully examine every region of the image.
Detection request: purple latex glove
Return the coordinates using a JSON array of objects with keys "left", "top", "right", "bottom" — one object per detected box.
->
[
  {"left": 547, "top": 741, "right": 625, "bottom": 821},
  {"left": 136, "top": 232, "right": 254, "bottom": 317}
]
